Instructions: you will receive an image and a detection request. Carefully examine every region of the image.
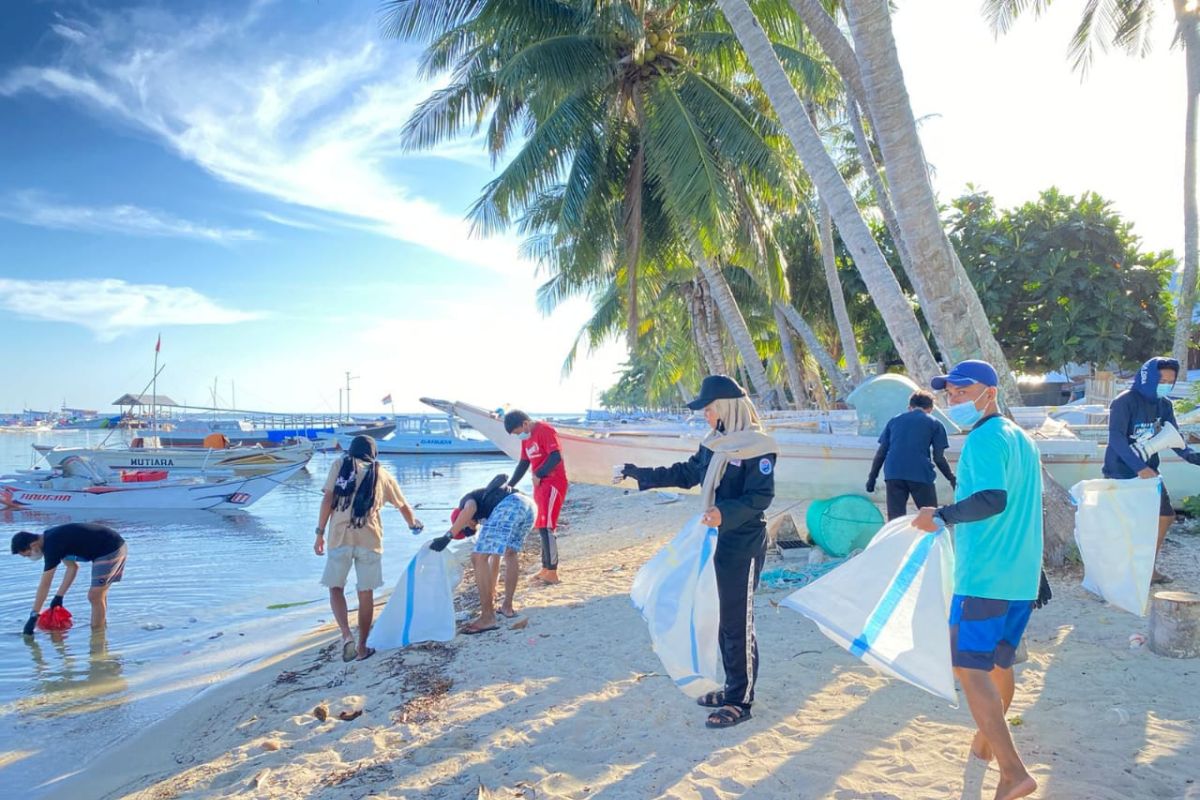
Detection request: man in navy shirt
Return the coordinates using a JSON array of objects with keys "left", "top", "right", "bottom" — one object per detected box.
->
[
  {"left": 1102, "top": 356, "right": 1200, "bottom": 584},
  {"left": 12, "top": 523, "right": 127, "bottom": 634},
  {"left": 867, "top": 390, "right": 956, "bottom": 520}
]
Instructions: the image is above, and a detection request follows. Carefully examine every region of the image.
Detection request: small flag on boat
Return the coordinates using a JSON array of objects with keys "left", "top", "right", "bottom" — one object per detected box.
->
[
  {"left": 382, "top": 394, "right": 392, "bottom": 405},
  {"left": 155, "top": 333, "right": 161, "bottom": 353}
]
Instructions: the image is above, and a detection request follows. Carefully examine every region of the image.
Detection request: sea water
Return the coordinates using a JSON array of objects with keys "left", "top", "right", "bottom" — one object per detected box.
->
[{"left": 0, "top": 430, "right": 509, "bottom": 796}]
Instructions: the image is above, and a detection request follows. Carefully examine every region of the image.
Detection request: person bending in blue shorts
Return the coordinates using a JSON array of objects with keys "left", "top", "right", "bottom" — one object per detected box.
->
[
  {"left": 915, "top": 360, "right": 1040, "bottom": 800},
  {"left": 431, "top": 474, "right": 535, "bottom": 634}
]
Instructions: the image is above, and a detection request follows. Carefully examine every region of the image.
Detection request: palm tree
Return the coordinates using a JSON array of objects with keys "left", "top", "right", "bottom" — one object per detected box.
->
[
  {"left": 985, "top": 0, "right": 1200, "bottom": 372},
  {"left": 714, "top": 0, "right": 942, "bottom": 387},
  {"left": 384, "top": 0, "right": 832, "bottom": 406}
]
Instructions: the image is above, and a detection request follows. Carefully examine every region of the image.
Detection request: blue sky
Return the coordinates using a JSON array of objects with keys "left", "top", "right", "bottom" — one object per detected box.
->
[{"left": 0, "top": 0, "right": 1186, "bottom": 413}]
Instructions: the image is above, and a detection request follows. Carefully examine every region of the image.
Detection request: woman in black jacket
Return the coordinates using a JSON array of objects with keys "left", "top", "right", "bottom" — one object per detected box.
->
[{"left": 620, "top": 375, "right": 777, "bottom": 728}]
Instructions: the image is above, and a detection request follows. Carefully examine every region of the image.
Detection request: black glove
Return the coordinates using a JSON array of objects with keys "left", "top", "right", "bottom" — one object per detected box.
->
[
  {"left": 865, "top": 479, "right": 876, "bottom": 494},
  {"left": 429, "top": 534, "right": 452, "bottom": 553},
  {"left": 1034, "top": 570, "right": 1052, "bottom": 610},
  {"left": 49, "top": 595, "right": 64, "bottom": 609},
  {"left": 621, "top": 463, "right": 638, "bottom": 479},
  {"left": 22, "top": 613, "right": 38, "bottom": 636},
  {"left": 1184, "top": 450, "right": 1200, "bottom": 466},
  {"left": 409, "top": 523, "right": 424, "bottom": 534}
]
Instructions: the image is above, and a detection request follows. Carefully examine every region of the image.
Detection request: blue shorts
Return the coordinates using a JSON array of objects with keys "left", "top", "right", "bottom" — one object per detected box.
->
[
  {"left": 949, "top": 594, "right": 1033, "bottom": 671},
  {"left": 473, "top": 494, "right": 535, "bottom": 555}
]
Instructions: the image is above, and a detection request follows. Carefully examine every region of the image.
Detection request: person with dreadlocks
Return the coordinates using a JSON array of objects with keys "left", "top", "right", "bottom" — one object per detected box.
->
[
  {"left": 618, "top": 375, "right": 777, "bottom": 729},
  {"left": 315, "top": 435, "right": 422, "bottom": 661}
]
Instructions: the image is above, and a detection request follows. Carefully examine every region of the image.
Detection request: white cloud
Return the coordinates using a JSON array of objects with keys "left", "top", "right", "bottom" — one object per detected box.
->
[
  {"left": 50, "top": 23, "right": 88, "bottom": 45},
  {"left": 0, "top": 5, "right": 522, "bottom": 273},
  {"left": 0, "top": 193, "right": 257, "bottom": 242},
  {"left": 0, "top": 279, "right": 266, "bottom": 341}
]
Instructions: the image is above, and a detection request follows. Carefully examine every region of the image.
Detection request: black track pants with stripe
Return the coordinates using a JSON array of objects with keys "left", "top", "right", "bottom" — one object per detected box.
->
[{"left": 714, "top": 538, "right": 767, "bottom": 709}]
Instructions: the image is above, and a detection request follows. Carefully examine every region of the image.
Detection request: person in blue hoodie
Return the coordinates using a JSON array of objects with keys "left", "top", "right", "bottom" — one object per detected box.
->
[{"left": 1103, "top": 356, "right": 1200, "bottom": 584}]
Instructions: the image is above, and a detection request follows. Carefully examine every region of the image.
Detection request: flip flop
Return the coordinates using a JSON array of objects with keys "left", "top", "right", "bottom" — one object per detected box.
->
[
  {"left": 356, "top": 647, "right": 376, "bottom": 661},
  {"left": 341, "top": 639, "right": 357, "bottom": 662},
  {"left": 705, "top": 705, "right": 752, "bottom": 729},
  {"left": 460, "top": 624, "right": 500, "bottom": 635},
  {"left": 498, "top": 609, "right": 518, "bottom": 619}
]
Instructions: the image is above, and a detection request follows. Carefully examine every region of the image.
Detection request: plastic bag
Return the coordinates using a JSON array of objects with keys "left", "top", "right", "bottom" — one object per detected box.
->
[
  {"left": 368, "top": 543, "right": 462, "bottom": 649},
  {"left": 630, "top": 516, "right": 721, "bottom": 699},
  {"left": 1070, "top": 477, "right": 1161, "bottom": 617},
  {"left": 38, "top": 606, "right": 73, "bottom": 631},
  {"left": 782, "top": 515, "right": 957, "bottom": 703}
]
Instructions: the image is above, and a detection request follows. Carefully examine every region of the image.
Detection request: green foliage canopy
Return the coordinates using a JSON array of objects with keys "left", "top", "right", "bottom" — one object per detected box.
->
[{"left": 949, "top": 187, "right": 1176, "bottom": 373}]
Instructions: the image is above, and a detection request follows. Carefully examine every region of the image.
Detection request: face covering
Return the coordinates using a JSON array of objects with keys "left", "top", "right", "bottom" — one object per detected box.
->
[
  {"left": 517, "top": 432, "right": 531, "bottom": 441},
  {"left": 1157, "top": 384, "right": 1174, "bottom": 399},
  {"left": 946, "top": 391, "right": 987, "bottom": 428}
]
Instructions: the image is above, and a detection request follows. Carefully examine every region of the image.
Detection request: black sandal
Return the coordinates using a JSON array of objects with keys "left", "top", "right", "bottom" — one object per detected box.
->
[
  {"left": 696, "top": 691, "right": 725, "bottom": 708},
  {"left": 705, "top": 704, "right": 752, "bottom": 729}
]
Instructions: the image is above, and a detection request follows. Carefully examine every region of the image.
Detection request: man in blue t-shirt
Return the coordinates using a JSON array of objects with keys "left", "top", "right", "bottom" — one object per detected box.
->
[
  {"left": 914, "top": 360, "right": 1040, "bottom": 800},
  {"left": 866, "top": 390, "right": 956, "bottom": 520},
  {"left": 1102, "top": 356, "right": 1200, "bottom": 584}
]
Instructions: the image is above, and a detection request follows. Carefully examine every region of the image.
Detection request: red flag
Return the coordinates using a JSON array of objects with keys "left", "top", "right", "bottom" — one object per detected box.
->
[
  {"left": 155, "top": 334, "right": 161, "bottom": 353},
  {"left": 382, "top": 394, "right": 392, "bottom": 405}
]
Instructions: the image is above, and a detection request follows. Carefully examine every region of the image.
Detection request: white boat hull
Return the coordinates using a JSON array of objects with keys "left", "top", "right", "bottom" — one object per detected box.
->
[
  {"left": 0, "top": 465, "right": 304, "bottom": 511},
  {"left": 431, "top": 400, "right": 1200, "bottom": 504},
  {"left": 33, "top": 442, "right": 314, "bottom": 473},
  {"left": 320, "top": 432, "right": 501, "bottom": 456}
]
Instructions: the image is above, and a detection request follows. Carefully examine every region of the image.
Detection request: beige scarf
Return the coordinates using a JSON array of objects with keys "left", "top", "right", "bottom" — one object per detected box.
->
[{"left": 699, "top": 429, "right": 778, "bottom": 510}]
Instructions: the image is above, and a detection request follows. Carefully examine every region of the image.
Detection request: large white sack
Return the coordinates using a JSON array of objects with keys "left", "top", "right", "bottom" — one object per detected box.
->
[
  {"left": 782, "top": 515, "right": 957, "bottom": 703},
  {"left": 1070, "top": 477, "right": 1161, "bottom": 617},
  {"left": 368, "top": 542, "right": 462, "bottom": 649},
  {"left": 631, "top": 516, "right": 722, "bottom": 699}
]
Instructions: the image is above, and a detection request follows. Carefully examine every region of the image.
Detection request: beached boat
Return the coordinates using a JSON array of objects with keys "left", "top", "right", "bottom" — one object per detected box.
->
[
  {"left": 422, "top": 398, "right": 1200, "bottom": 504},
  {"left": 0, "top": 458, "right": 303, "bottom": 511},
  {"left": 32, "top": 440, "right": 315, "bottom": 473},
  {"left": 319, "top": 414, "right": 501, "bottom": 455}
]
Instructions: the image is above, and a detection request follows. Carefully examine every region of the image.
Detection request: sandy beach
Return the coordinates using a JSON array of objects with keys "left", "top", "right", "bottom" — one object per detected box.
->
[{"left": 46, "top": 483, "right": 1200, "bottom": 800}]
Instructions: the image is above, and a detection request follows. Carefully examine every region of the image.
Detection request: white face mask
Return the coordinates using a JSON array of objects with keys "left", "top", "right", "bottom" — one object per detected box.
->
[{"left": 517, "top": 431, "right": 531, "bottom": 441}]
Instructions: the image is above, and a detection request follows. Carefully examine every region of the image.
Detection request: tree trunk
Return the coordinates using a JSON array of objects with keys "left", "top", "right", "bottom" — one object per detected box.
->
[
  {"left": 841, "top": 0, "right": 1021, "bottom": 406},
  {"left": 693, "top": 248, "right": 777, "bottom": 406},
  {"left": 817, "top": 195, "right": 866, "bottom": 383},
  {"left": 845, "top": 96, "right": 915, "bottom": 281},
  {"left": 717, "top": 0, "right": 940, "bottom": 389},
  {"left": 1040, "top": 466, "right": 1076, "bottom": 568},
  {"left": 774, "top": 301, "right": 851, "bottom": 399},
  {"left": 1149, "top": 590, "right": 1200, "bottom": 658},
  {"left": 1172, "top": 6, "right": 1200, "bottom": 372},
  {"left": 690, "top": 277, "right": 728, "bottom": 376},
  {"left": 775, "top": 305, "right": 806, "bottom": 408},
  {"left": 699, "top": 274, "right": 729, "bottom": 375}
]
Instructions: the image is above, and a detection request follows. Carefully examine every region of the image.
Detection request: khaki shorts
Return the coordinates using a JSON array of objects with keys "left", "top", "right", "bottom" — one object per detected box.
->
[
  {"left": 91, "top": 544, "right": 127, "bottom": 587},
  {"left": 321, "top": 546, "right": 383, "bottom": 592}
]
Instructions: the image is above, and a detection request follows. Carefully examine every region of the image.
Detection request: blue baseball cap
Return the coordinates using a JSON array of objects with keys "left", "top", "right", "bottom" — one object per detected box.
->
[{"left": 931, "top": 360, "right": 998, "bottom": 390}]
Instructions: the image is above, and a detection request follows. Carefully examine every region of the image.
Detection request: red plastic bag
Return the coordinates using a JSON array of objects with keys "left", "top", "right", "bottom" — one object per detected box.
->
[{"left": 38, "top": 606, "right": 73, "bottom": 631}]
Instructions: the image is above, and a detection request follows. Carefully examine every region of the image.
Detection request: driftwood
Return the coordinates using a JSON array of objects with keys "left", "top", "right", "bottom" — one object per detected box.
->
[
  {"left": 1041, "top": 466, "right": 1077, "bottom": 568},
  {"left": 1149, "top": 591, "right": 1200, "bottom": 659}
]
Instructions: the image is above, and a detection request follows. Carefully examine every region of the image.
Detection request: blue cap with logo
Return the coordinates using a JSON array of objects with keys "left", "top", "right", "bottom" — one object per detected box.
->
[{"left": 930, "top": 360, "right": 998, "bottom": 390}]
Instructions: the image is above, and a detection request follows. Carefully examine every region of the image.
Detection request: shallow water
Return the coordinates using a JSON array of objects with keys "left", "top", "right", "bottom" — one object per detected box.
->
[{"left": 0, "top": 430, "right": 509, "bottom": 797}]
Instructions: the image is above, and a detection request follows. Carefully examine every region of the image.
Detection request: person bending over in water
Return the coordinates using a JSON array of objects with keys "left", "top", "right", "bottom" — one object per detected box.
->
[{"left": 12, "top": 523, "right": 127, "bottom": 633}]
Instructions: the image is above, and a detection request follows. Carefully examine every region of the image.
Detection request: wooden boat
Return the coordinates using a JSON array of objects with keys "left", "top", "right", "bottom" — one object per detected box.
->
[
  {"left": 0, "top": 458, "right": 304, "bottom": 511},
  {"left": 422, "top": 398, "right": 1200, "bottom": 504},
  {"left": 33, "top": 440, "right": 314, "bottom": 473},
  {"left": 319, "top": 414, "right": 501, "bottom": 455}
]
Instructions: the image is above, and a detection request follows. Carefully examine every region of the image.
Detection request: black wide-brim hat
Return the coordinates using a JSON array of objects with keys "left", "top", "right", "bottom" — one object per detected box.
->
[{"left": 686, "top": 374, "right": 748, "bottom": 410}]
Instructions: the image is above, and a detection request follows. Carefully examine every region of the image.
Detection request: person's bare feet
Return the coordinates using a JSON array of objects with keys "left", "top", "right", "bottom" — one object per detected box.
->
[
  {"left": 498, "top": 604, "right": 517, "bottom": 618},
  {"left": 994, "top": 771, "right": 1037, "bottom": 800},
  {"left": 531, "top": 569, "right": 560, "bottom": 585},
  {"left": 971, "top": 729, "right": 994, "bottom": 762},
  {"left": 461, "top": 616, "right": 498, "bottom": 633}
]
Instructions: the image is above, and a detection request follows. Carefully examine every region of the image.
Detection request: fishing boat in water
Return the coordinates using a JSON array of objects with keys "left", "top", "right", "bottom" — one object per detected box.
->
[
  {"left": 422, "top": 391, "right": 1200, "bottom": 505},
  {"left": 32, "top": 438, "right": 314, "bottom": 473},
  {"left": 318, "top": 414, "right": 501, "bottom": 455},
  {"left": 0, "top": 457, "right": 303, "bottom": 511}
]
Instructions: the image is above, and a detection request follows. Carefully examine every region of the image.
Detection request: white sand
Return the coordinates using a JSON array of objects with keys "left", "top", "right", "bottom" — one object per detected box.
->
[{"left": 49, "top": 484, "right": 1200, "bottom": 800}]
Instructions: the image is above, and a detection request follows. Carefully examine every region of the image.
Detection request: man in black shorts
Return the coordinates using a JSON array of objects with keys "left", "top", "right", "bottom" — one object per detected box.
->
[
  {"left": 12, "top": 523, "right": 127, "bottom": 634},
  {"left": 866, "top": 390, "right": 956, "bottom": 520}
]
